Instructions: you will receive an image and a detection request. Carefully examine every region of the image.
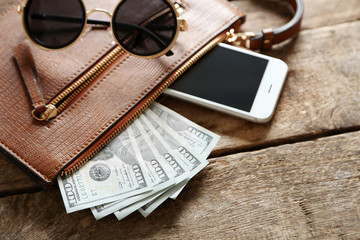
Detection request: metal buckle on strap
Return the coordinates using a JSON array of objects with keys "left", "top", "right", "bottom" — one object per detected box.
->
[{"left": 225, "top": 29, "right": 255, "bottom": 49}]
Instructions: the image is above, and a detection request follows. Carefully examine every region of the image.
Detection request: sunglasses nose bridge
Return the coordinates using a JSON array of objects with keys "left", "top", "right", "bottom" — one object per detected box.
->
[
  {"left": 86, "top": 8, "right": 113, "bottom": 18},
  {"left": 82, "top": 8, "right": 114, "bottom": 43}
]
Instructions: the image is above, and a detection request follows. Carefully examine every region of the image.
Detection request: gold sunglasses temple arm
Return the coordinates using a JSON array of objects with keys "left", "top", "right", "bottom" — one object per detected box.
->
[{"left": 30, "top": 13, "right": 111, "bottom": 26}]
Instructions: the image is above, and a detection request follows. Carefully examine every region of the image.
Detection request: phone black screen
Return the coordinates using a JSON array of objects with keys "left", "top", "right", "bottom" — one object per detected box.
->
[{"left": 169, "top": 45, "right": 269, "bottom": 112}]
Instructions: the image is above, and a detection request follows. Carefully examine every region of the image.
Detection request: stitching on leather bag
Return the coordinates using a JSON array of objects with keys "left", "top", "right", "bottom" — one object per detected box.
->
[
  {"left": 50, "top": 54, "right": 131, "bottom": 124},
  {"left": 0, "top": 141, "right": 51, "bottom": 182},
  {"left": 0, "top": 0, "right": 20, "bottom": 18},
  {"left": 67, "top": 42, "right": 114, "bottom": 82},
  {"left": 52, "top": 14, "right": 240, "bottom": 169},
  {"left": 46, "top": 42, "right": 115, "bottom": 101}
]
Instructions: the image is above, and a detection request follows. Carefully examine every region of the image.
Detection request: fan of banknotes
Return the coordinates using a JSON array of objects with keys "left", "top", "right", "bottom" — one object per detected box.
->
[{"left": 58, "top": 102, "right": 220, "bottom": 220}]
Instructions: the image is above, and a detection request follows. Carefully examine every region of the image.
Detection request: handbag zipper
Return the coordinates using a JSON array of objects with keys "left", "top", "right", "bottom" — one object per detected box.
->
[
  {"left": 61, "top": 32, "right": 227, "bottom": 176},
  {"left": 40, "top": 46, "right": 125, "bottom": 120}
]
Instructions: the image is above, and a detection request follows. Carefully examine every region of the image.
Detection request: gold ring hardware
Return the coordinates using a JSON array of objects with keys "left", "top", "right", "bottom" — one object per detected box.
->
[
  {"left": 174, "top": 2, "right": 185, "bottom": 13},
  {"left": 175, "top": 2, "right": 187, "bottom": 31},
  {"left": 17, "top": 5, "right": 24, "bottom": 14},
  {"left": 225, "top": 29, "right": 255, "bottom": 49},
  {"left": 31, "top": 104, "right": 57, "bottom": 121},
  {"left": 177, "top": 18, "right": 188, "bottom": 31}
]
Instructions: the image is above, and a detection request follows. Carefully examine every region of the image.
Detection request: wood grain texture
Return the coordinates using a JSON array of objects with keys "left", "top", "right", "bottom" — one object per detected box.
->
[
  {"left": 231, "top": 0, "right": 360, "bottom": 33},
  {"left": 0, "top": 152, "right": 41, "bottom": 197},
  {"left": 1, "top": 131, "right": 359, "bottom": 239}
]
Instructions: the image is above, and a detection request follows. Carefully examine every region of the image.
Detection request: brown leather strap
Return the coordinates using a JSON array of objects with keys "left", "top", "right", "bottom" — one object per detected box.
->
[
  {"left": 14, "top": 42, "right": 46, "bottom": 115},
  {"left": 248, "top": 0, "right": 304, "bottom": 50}
]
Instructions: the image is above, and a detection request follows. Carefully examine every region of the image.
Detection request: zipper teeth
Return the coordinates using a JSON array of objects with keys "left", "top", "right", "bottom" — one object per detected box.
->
[
  {"left": 61, "top": 34, "right": 226, "bottom": 176},
  {"left": 123, "top": 8, "right": 170, "bottom": 45},
  {"left": 51, "top": 46, "right": 124, "bottom": 113},
  {"left": 143, "top": 8, "right": 170, "bottom": 26}
]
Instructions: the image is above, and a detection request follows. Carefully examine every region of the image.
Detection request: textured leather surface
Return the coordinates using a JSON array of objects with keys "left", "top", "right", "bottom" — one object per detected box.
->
[{"left": 0, "top": 0, "right": 244, "bottom": 185}]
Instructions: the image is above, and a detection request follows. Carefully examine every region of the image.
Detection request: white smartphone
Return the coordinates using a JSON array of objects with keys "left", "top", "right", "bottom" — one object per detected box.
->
[{"left": 163, "top": 43, "right": 288, "bottom": 123}]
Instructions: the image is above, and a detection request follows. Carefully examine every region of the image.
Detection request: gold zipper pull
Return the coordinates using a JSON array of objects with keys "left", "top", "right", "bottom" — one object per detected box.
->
[
  {"left": 13, "top": 42, "right": 57, "bottom": 121},
  {"left": 31, "top": 104, "right": 57, "bottom": 121}
]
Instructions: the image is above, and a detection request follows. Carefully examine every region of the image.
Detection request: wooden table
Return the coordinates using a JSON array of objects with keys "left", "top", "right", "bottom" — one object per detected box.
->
[{"left": 1, "top": 0, "right": 359, "bottom": 239}]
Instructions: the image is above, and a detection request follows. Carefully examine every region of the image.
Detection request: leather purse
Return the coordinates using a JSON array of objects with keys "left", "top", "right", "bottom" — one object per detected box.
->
[{"left": 0, "top": 0, "right": 303, "bottom": 186}]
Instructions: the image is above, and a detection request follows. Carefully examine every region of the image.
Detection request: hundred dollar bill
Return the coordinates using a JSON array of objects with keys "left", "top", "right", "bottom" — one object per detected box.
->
[
  {"left": 58, "top": 128, "right": 153, "bottom": 213},
  {"left": 114, "top": 185, "right": 172, "bottom": 221},
  {"left": 129, "top": 123, "right": 176, "bottom": 191},
  {"left": 131, "top": 117, "right": 192, "bottom": 217},
  {"left": 139, "top": 106, "right": 220, "bottom": 214},
  {"left": 143, "top": 110, "right": 208, "bottom": 179},
  {"left": 138, "top": 181, "right": 186, "bottom": 218},
  {"left": 113, "top": 118, "right": 191, "bottom": 219},
  {"left": 114, "top": 194, "right": 159, "bottom": 221},
  {"left": 150, "top": 102, "right": 220, "bottom": 158},
  {"left": 91, "top": 123, "right": 176, "bottom": 220},
  {"left": 136, "top": 117, "right": 190, "bottom": 185},
  {"left": 142, "top": 110, "right": 208, "bottom": 200}
]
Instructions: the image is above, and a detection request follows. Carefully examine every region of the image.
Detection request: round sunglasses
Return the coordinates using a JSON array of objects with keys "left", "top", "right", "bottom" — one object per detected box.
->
[{"left": 18, "top": 0, "right": 186, "bottom": 58}]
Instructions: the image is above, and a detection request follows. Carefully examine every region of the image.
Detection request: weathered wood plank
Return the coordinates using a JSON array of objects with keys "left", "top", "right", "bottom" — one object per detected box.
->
[
  {"left": 0, "top": 152, "right": 41, "bottom": 196},
  {"left": 1, "top": 131, "right": 359, "bottom": 239},
  {"left": 231, "top": 0, "right": 360, "bottom": 33}
]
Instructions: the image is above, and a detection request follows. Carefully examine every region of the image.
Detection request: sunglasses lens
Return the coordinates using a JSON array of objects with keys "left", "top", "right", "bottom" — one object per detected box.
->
[
  {"left": 24, "top": 0, "right": 85, "bottom": 49},
  {"left": 112, "top": 0, "right": 178, "bottom": 57}
]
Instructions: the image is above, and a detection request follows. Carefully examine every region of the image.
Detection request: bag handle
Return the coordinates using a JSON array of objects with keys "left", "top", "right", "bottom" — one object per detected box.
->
[{"left": 227, "top": 0, "right": 304, "bottom": 50}]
